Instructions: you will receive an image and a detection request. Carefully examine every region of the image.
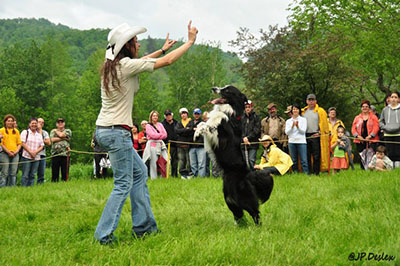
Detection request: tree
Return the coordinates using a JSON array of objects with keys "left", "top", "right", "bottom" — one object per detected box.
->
[
  {"left": 166, "top": 44, "right": 231, "bottom": 111},
  {"left": 289, "top": 0, "right": 400, "bottom": 104},
  {"left": 230, "top": 26, "right": 360, "bottom": 124}
]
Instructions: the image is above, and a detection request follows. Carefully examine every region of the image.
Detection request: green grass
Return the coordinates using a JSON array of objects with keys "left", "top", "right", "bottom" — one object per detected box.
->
[{"left": 1, "top": 166, "right": 399, "bottom": 265}]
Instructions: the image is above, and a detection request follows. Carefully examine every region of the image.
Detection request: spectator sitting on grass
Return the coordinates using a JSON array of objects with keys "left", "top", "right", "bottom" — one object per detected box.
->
[
  {"left": 368, "top": 145, "right": 393, "bottom": 171},
  {"left": 254, "top": 135, "right": 293, "bottom": 176}
]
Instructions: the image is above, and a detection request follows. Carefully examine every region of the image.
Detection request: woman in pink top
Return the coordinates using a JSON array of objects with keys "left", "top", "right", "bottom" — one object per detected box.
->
[{"left": 143, "top": 111, "right": 167, "bottom": 179}]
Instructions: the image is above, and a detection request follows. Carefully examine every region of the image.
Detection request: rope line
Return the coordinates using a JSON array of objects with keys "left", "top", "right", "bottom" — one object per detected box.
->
[{"left": 1, "top": 133, "right": 398, "bottom": 166}]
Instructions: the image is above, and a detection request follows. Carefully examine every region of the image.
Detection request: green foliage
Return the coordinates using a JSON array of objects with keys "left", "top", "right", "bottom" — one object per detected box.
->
[
  {"left": 166, "top": 44, "right": 231, "bottom": 111},
  {"left": 0, "top": 167, "right": 399, "bottom": 265},
  {"left": 231, "top": 26, "right": 360, "bottom": 124},
  {"left": 289, "top": 0, "right": 400, "bottom": 101}
]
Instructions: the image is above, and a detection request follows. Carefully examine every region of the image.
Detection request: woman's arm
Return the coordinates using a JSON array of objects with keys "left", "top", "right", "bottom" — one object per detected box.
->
[
  {"left": 369, "top": 114, "right": 380, "bottom": 137},
  {"left": 158, "top": 123, "right": 167, "bottom": 140},
  {"left": 298, "top": 118, "right": 307, "bottom": 134},
  {"left": 142, "top": 33, "right": 177, "bottom": 59},
  {"left": 153, "top": 21, "right": 198, "bottom": 70}
]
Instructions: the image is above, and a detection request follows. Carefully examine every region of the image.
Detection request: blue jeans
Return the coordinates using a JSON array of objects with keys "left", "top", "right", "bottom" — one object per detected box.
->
[
  {"left": 242, "top": 147, "right": 257, "bottom": 170},
  {"left": 189, "top": 147, "right": 207, "bottom": 177},
  {"left": 94, "top": 127, "right": 158, "bottom": 242},
  {"left": 288, "top": 143, "right": 309, "bottom": 174},
  {"left": 0, "top": 152, "right": 19, "bottom": 187},
  {"left": 37, "top": 155, "right": 46, "bottom": 184},
  {"left": 21, "top": 157, "right": 40, "bottom": 187}
]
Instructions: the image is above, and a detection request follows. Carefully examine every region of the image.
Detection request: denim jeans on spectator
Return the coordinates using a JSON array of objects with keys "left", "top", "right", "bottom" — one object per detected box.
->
[
  {"left": 189, "top": 147, "right": 207, "bottom": 177},
  {"left": 177, "top": 146, "right": 191, "bottom": 177},
  {"left": 36, "top": 155, "right": 46, "bottom": 184},
  {"left": 241, "top": 147, "right": 257, "bottom": 170},
  {"left": 0, "top": 152, "right": 19, "bottom": 187},
  {"left": 288, "top": 143, "right": 309, "bottom": 174},
  {"left": 21, "top": 157, "right": 40, "bottom": 186},
  {"left": 94, "top": 127, "right": 158, "bottom": 243}
]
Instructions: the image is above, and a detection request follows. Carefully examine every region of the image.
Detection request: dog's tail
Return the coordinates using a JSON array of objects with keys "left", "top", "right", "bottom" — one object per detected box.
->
[{"left": 247, "top": 170, "right": 274, "bottom": 204}]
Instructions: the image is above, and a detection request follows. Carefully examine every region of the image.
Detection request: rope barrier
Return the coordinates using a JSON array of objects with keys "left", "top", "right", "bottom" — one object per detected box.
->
[{"left": 1, "top": 133, "right": 398, "bottom": 167}]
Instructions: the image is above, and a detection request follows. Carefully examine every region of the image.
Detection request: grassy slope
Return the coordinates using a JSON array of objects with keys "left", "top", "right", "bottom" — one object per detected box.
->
[{"left": 0, "top": 168, "right": 399, "bottom": 265}]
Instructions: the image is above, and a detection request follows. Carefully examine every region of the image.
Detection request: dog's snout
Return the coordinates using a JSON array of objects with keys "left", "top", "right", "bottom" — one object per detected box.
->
[{"left": 212, "top": 87, "right": 221, "bottom": 94}]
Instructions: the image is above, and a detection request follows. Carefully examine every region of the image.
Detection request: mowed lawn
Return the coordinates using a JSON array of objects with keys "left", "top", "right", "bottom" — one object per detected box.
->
[{"left": 1, "top": 167, "right": 399, "bottom": 265}]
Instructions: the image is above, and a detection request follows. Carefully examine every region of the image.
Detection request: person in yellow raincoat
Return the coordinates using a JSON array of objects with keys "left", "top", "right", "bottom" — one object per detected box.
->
[
  {"left": 302, "top": 94, "right": 330, "bottom": 174},
  {"left": 254, "top": 135, "right": 293, "bottom": 175},
  {"left": 327, "top": 107, "right": 345, "bottom": 145}
]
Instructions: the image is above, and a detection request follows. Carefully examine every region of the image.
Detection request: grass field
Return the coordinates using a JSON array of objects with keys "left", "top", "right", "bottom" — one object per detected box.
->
[{"left": 1, "top": 165, "right": 399, "bottom": 265}]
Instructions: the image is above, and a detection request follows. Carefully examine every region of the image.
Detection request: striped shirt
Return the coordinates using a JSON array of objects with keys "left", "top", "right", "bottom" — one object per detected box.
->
[{"left": 20, "top": 129, "right": 44, "bottom": 160}]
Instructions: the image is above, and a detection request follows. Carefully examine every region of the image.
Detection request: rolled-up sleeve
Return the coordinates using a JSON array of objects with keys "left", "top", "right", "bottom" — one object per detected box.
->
[{"left": 122, "top": 58, "right": 157, "bottom": 76}]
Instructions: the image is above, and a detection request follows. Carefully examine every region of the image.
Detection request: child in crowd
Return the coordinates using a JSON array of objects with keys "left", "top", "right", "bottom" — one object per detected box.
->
[
  {"left": 330, "top": 126, "right": 350, "bottom": 174},
  {"left": 254, "top": 135, "right": 293, "bottom": 176},
  {"left": 368, "top": 145, "right": 393, "bottom": 171}
]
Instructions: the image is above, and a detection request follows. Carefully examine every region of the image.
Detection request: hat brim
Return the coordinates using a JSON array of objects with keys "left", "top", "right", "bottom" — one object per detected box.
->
[{"left": 106, "top": 26, "right": 147, "bottom": 60}]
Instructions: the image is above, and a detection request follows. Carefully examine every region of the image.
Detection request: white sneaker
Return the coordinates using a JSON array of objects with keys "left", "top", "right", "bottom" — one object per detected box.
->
[{"left": 181, "top": 176, "right": 187, "bottom": 180}]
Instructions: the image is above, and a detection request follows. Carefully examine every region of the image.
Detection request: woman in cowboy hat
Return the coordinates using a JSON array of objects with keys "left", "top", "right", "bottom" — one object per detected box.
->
[
  {"left": 94, "top": 21, "right": 198, "bottom": 244},
  {"left": 254, "top": 135, "right": 293, "bottom": 176}
]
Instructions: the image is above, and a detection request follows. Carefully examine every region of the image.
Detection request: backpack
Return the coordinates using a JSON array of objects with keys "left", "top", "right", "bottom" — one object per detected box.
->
[{"left": 19, "top": 129, "right": 29, "bottom": 156}]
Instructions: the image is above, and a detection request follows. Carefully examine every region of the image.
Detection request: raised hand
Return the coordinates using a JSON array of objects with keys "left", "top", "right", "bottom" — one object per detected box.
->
[
  {"left": 187, "top": 20, "right": 198, "bottom": 44},
  {"left": 161, "top": 33, "right": 177, "bottom": 52}
]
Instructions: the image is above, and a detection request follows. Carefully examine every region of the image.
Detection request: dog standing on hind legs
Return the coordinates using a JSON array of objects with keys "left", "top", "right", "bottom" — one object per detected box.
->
[{"left": 194, "top": 85, "right": 274, "bottom": 226}]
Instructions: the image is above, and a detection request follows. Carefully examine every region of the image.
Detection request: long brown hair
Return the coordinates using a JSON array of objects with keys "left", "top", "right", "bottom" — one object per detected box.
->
[
  {"left": 3, "top": 114, "right": 16, "bottom": 134},
  {"left": 101, "top": 38, "right": 137, "bottom": 95}
]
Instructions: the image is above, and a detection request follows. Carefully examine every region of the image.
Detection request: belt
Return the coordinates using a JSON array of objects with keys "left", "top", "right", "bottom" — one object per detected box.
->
[{"left": 96, "top": 125, "right": 131, "bottom": 132}]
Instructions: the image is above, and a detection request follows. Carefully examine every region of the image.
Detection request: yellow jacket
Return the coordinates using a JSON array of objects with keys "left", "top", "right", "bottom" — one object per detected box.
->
[
  {"left": 328, "top": 119, "right": 345, "bottom": 146},
  {"left": 259, "top": 145, "right": 293, "bottom": 175},
  {"left": 302, "top": 104, "right": 330, "bottom": 172}
]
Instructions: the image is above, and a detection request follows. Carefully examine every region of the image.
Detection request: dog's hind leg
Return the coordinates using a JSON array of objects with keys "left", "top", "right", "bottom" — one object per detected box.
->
[
  {"left": 249, "top": 211, "right": 261, "bottom": 226},
  {"left": 224, "top": 194, "right": 247, "bottom": 226},
  {"left": 241, "top": 201, "right": 261, "bottom": 226}
]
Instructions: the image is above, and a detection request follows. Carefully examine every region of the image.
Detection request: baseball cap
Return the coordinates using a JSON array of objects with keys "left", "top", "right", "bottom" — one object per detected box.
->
[
  {"left": 164, "top": 109, "right": 173, "bottom": 115},
  {"left": 56, "top": 118, "right": 65, "bottom": 123},
  {"left": 179, "top": 108, "right": 189, "bottom": 114},
  {"left": 244, "top": 100, "right": 253, "bottom": 106},
  {"left": 193, "top": 108, "right": 202, "bottom": 114},
  {"left": 306, "top": 94, "right": 316, "bottom": 100}
]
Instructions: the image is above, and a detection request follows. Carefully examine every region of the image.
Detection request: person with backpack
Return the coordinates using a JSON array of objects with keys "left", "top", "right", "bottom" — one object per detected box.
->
[
  {"left": 20, "top": 118, "right": 44, "bottom": 186},
  {"left": 0, "top": 114, "right": 21, "bottom": 187}
]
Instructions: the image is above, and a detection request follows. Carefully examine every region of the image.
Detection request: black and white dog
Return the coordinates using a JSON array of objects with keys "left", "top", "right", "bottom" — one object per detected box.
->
[{"left": 194, "top": 85, "right": 274, "bottom": 225}]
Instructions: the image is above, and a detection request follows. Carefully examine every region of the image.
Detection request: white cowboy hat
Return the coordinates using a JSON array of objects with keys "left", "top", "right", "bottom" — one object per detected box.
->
[
  {"left": 105, "top": 23, "right": 147, "bottom": 60},
  {"left": 259, "top": 135, "right": 275, "bottom": 145}
]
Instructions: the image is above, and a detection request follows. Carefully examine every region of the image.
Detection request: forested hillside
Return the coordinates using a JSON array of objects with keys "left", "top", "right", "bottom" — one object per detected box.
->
[{"left": 0, "top": 18, "right": 243, "bottom": 163}]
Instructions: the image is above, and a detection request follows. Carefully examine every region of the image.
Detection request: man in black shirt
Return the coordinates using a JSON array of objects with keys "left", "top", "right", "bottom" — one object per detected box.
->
[{"left": 162, "top": 109, "right": 179, "bottom": 177}]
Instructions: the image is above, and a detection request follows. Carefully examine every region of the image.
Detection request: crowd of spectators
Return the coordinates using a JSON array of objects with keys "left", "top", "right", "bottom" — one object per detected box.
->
[
  {"left": 1, "top": 92, "right": 398, "bottom": 186},
  {"left": 132, "top": 91, "right": 400, "bottom": 178},
  {"left": 0, "top": 116, "right": 71, "bottom": 187}
]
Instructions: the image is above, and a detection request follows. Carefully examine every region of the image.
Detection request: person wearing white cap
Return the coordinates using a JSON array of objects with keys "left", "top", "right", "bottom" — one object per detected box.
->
[{"left": 94, "top": 21, "right": 198, "bottom": 244}]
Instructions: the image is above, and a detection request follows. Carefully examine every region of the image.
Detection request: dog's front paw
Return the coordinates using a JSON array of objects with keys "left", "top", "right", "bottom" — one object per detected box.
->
[{"left": 194, "top": 122, "right": 207, "bottom": 141}]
